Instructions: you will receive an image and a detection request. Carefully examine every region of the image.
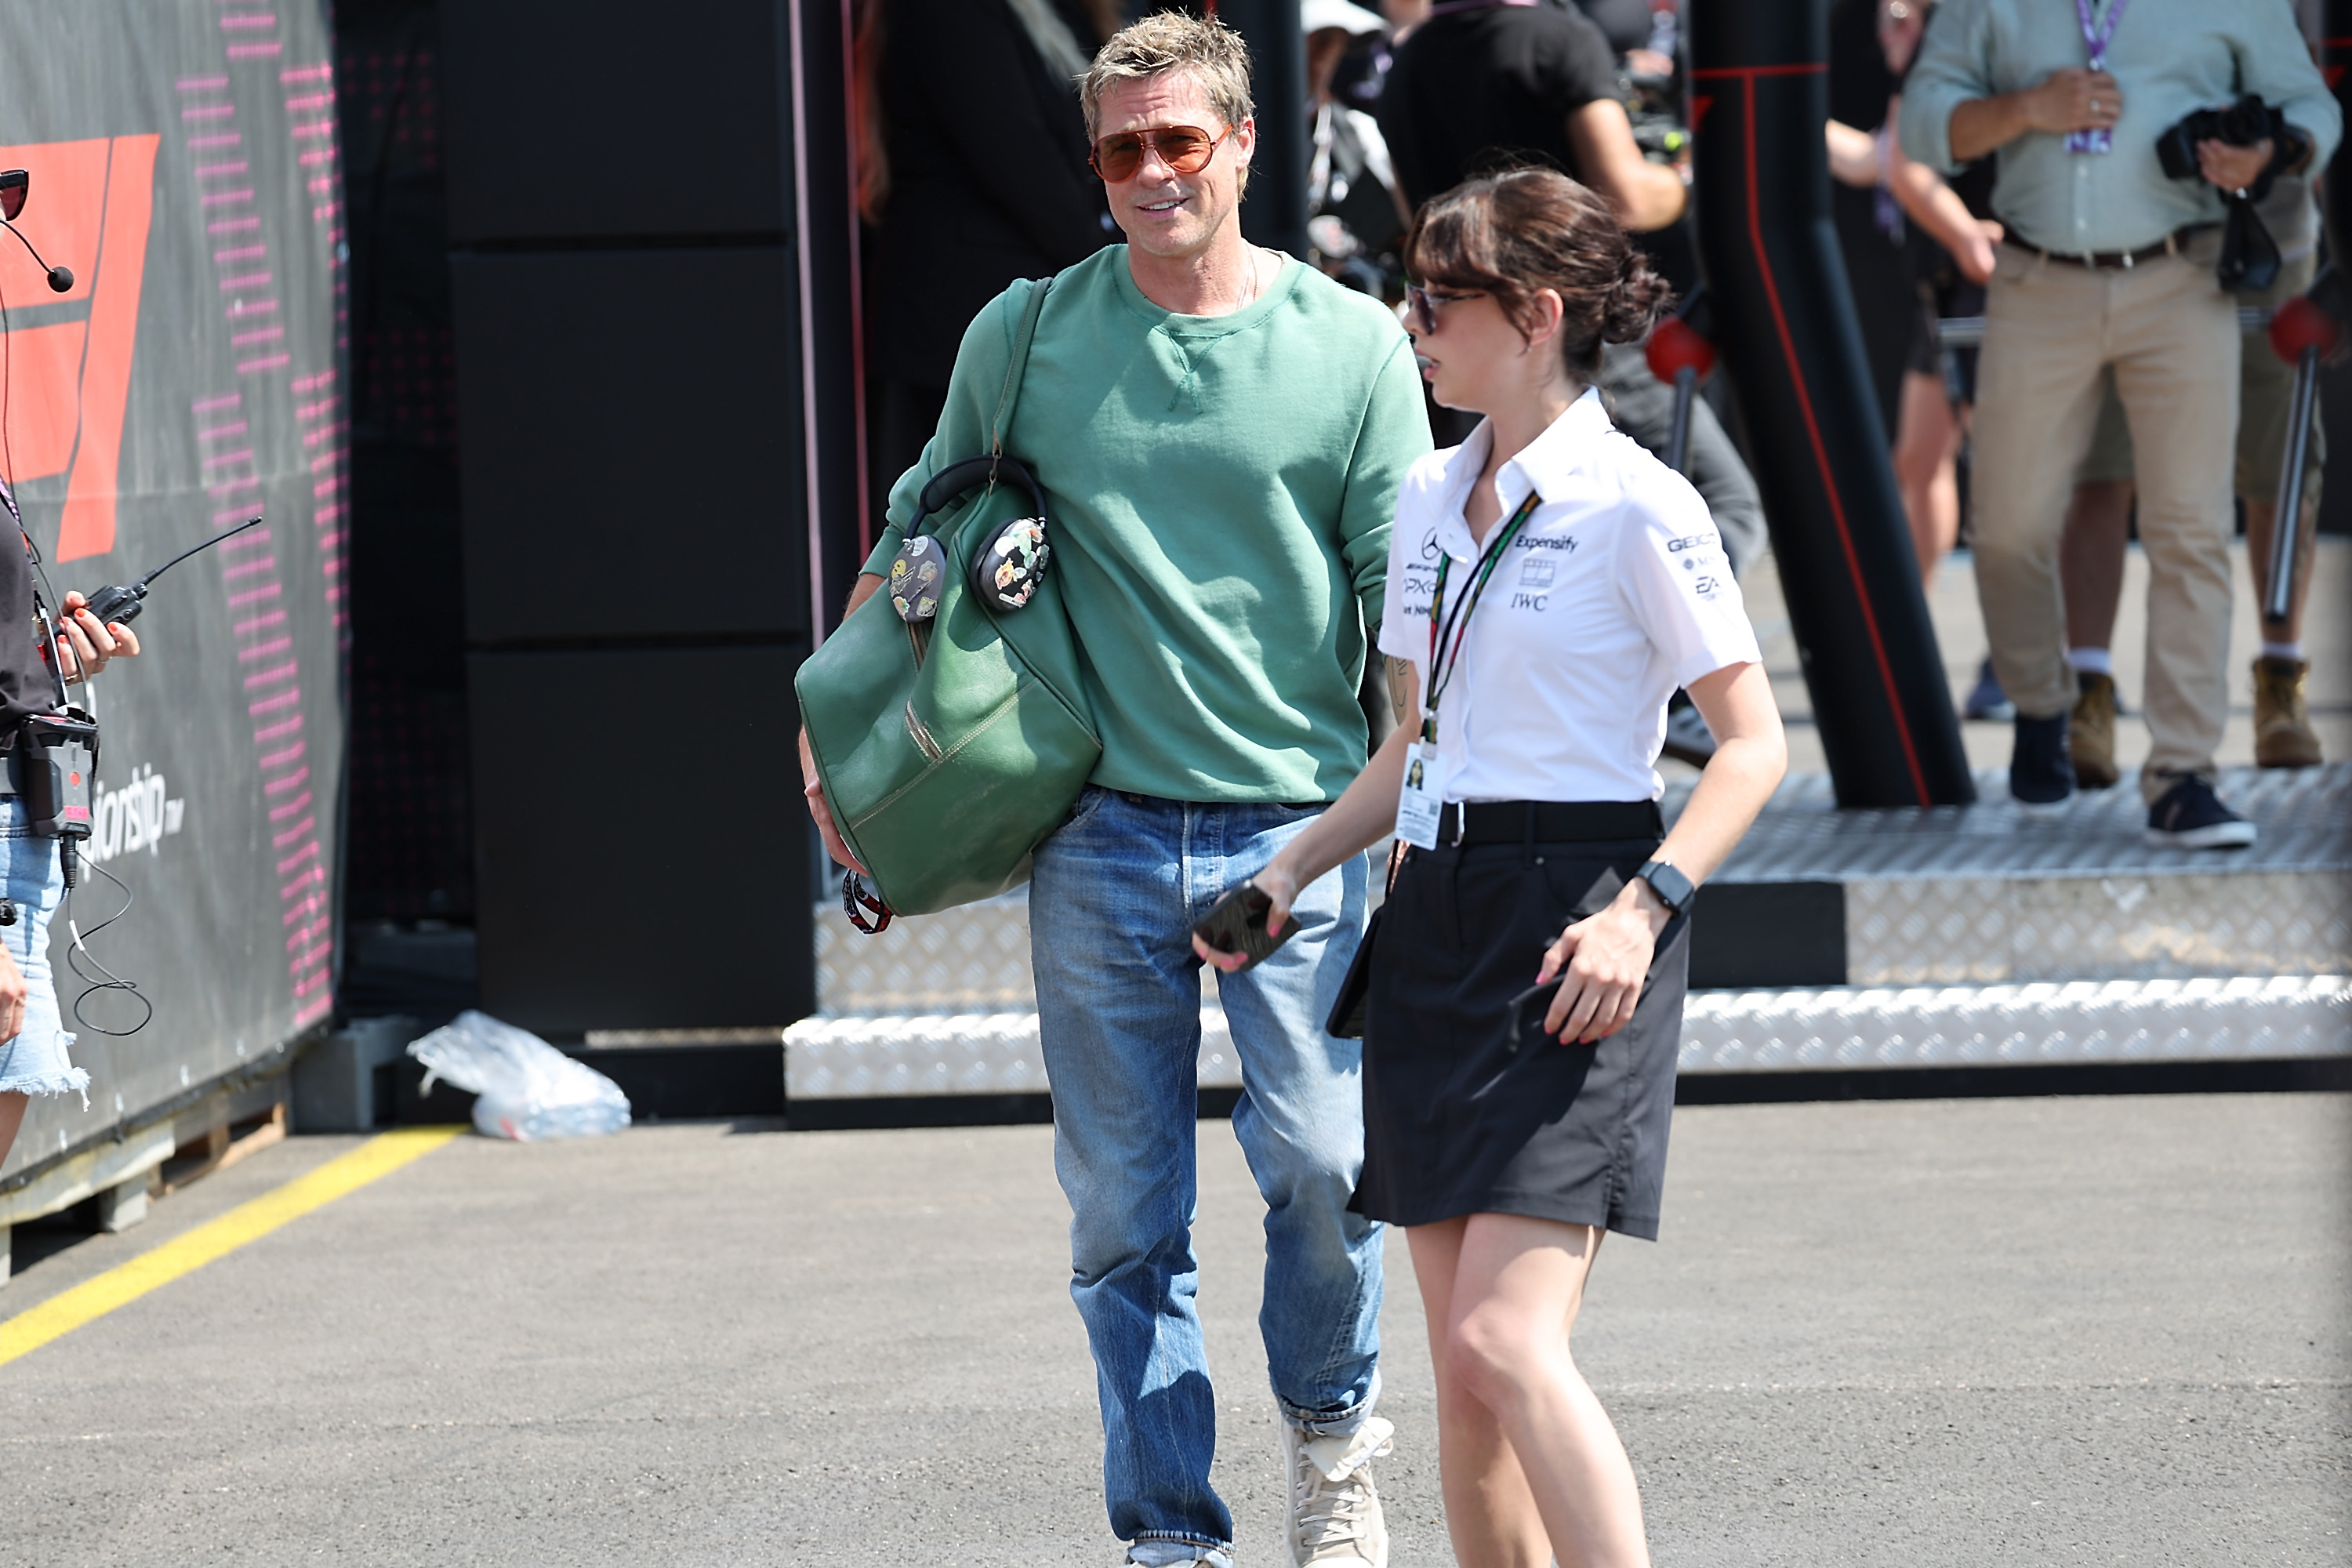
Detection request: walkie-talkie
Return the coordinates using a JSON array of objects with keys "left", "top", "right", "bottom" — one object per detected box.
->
[{"left": 80, "top": 514, "right": 264, "bottom": 627}]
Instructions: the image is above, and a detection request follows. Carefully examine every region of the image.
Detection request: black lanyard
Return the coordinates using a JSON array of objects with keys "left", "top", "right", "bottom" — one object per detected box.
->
[{"left": 1421, "top": 488, "right": 1541, "bottom": 742}]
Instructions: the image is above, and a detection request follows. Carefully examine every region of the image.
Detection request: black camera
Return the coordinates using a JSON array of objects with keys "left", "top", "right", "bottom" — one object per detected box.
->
[
  {"left": 2154, "top": 96, "right": 2302, "bottom": 198},
  {"left": 2154, "top": 96, "right": 2307, "bottom": 292}
]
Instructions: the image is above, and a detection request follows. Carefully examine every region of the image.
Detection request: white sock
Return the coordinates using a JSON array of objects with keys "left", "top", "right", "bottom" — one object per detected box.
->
[
  {"left": 2261, "top": 640, "right": 2304, "bottom": 662},
  {"left": 2067, "top": 647, "right": 2114, "bottom": 677}
]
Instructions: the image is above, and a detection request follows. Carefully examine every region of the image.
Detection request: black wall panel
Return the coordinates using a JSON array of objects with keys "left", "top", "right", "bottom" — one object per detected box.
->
[
  {"left": 443, "top": 0, "right": 852, "bottom": 1038},
  {"left": 439, "top": 0, "right": 786, "bottom": 242},
  {"left": 451, "top": 247, "right": 806, "bottom": 643},
  {"left": 340, "top": 0, "right": 479, "bottom": 927},
  {"left": 1688, "top": 882, "right": 1846, "bottom": 990},
  {"left": 468, "top": 644, "right": 812, "bottom": 1033}
]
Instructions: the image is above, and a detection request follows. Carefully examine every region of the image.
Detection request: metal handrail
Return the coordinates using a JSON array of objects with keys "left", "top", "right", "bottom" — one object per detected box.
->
[{"left": 1935, "top": 307, "right": 2274, "bottom": 348}]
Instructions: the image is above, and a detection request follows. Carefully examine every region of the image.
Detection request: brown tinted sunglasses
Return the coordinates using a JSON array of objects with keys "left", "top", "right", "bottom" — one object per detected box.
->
[{"left": 1088, "top": 124, "right": 1233, "bottom": 183}]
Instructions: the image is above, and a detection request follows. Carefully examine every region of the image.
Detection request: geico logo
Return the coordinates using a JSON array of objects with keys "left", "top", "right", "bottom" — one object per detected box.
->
[{"left": 1667, "top": 533, "right": 1719, "bottom": 552}]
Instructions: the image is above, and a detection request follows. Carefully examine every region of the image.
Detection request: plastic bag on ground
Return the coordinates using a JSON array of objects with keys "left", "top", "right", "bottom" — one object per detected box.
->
[{"left": 406, "top": 1009, "right": 632, "bottom": 1142}]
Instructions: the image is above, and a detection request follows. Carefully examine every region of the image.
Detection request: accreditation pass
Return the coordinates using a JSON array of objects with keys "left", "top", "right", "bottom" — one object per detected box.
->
[{"left": 1396, "top": 739, "right": 1446, "bottom": 851}]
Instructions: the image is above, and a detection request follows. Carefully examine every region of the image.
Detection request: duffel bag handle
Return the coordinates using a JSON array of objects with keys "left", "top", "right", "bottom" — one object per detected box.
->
[
  {"left": 912, "top": 455, "right": 1046, "bottom": 540},
  {"left": 842, "top": 869, "right": 892, "bottom": 935}
]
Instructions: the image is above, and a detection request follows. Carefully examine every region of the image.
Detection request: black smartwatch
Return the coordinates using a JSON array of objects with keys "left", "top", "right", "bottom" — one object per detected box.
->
[{"left": 1632, "top": 858, "right": 1694, "bottom": 920}]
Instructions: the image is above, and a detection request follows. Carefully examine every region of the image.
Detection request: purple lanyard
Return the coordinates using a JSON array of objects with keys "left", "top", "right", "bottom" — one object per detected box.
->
[
  {"left": 2064, "top": 0, "right": 2127, "bottom": 152},
  {"left": 2073, "top": 0, "right": 2128, "bottom": 71}
]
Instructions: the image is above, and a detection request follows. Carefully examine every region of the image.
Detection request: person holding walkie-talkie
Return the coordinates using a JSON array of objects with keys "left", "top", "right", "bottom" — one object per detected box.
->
[{"left": 0, "top": 477, "right": 142, "bottom": 1171}]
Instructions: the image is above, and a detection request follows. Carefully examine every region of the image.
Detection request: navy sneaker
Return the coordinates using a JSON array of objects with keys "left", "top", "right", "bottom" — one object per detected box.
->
[
  {"left": 1964, "top": 657, "right": 2016, "bottom": 722},
  {"left": 2144, "top": 771, "right": 2258, "bottom": 849},
  {"left": 2009, "top": 710, "right": 2074, "bottom": 805}
]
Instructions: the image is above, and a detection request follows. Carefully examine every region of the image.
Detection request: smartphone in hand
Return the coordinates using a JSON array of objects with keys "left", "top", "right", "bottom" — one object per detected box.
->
[
  {"left": 1506, "top": 977, "right": 1567, "bottom": 1052},
  {"left": 1192, "top": 882, "right": 1301, "bottom": 971},
  {"left": 1504, "top": 869, "right": 1628, "bottom": 1049}
]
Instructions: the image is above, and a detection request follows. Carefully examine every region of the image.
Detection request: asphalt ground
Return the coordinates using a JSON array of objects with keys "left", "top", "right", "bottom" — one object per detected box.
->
[{"left": 2, "top": 1093, "right": 2346, "bottom": 1566}]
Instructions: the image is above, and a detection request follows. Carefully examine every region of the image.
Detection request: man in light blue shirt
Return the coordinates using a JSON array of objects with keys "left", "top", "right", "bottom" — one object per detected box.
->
[{"left": 1901, "top": 0, "right": 2338, "bottom": 845}]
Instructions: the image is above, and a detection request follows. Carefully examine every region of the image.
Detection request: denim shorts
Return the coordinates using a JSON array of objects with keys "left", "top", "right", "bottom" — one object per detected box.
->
[{"left": 0, "top": 800, "right": 80, "bottom": 1102}]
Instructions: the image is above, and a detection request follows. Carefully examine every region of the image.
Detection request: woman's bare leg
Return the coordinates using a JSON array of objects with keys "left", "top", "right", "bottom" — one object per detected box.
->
[
  {"left": 1446, "top": 1212, "right": 1649, "bottom": 1568},
  {"left": 1893, "top": 370, "right": 1962, "bottom": 586},
  {"left": 2060, "top": 478, "right": 2135, "bottom": 652},
  {"left": 0, "top": 1090, "right": 26, "bottom": 1167},
  {"left": 1406, "top": 1217, "right": 1551, "bottom": 1568}
]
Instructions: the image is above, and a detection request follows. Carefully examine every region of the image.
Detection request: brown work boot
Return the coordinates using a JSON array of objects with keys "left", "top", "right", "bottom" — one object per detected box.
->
[
  {"left": 2069, "top": 671, "right": 2121, "bottom": 789},
  {"left": 2253, "top": 656, "right": 2323, "bottom": 768}
]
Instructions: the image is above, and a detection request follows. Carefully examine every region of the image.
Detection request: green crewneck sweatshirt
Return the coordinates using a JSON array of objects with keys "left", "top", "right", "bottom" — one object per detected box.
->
[{"left": 866, "top": 246, "right": 1430, "bottom": 803}]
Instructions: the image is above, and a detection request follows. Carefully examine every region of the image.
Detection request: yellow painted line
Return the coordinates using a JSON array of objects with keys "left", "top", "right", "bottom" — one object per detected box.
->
[{"left": 0, "top": 1124, "right": 464, "bottom": 1369}]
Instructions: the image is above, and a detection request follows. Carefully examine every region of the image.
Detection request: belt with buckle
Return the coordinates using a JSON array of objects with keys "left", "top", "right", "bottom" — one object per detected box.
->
[
  {"left": 1434, "top": 799, "right": 1663, "bottom": 848},
  {"left": 2009, "top": 223, "right": 2214, "bottom": 271}
]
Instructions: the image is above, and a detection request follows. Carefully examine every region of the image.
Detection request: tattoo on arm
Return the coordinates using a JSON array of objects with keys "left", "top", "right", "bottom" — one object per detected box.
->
[{"left": 1388, "top": 657, "right": 1413, "bottom": 724}]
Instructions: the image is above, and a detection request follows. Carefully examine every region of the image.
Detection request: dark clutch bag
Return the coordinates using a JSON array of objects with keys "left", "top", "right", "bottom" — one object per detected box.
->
[
  {"left": 1324, "top": 904, "right": 1384, "bottom": 1039},
  {"left": 1325, "top": 843, "right": 1412, "bottom": 1040}
]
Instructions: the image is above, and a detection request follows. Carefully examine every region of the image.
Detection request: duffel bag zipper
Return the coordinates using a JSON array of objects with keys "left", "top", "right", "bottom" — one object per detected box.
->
[{"left": 904, "top": 701, "right": 944, "bottom": 762}]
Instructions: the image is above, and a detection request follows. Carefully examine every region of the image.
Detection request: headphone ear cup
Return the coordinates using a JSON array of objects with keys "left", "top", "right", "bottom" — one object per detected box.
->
[
  {"left": 969, "top": 516, "right": 1051, "bottom": 612},
  {"left": 886, "top": 535, "right": 949, "bottom": 622}
]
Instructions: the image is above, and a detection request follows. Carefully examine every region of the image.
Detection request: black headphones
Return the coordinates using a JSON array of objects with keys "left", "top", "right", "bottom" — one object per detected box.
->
[{"left": 887, "top": 454, "right": 1051, "bottom": 622}]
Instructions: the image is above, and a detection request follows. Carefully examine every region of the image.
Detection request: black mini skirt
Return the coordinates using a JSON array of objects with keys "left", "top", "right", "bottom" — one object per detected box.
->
[{"left": 1351, "top": 825, "right": 1688, "bottom": 1241}]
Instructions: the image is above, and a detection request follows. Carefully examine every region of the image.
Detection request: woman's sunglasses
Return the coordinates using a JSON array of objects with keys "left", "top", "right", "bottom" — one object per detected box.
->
[
  {"left": 1406, "top": 284, "right": 1487, "bottom": 336},
  {"left": 1089, "top": 124, "right": 1233, "bottom": 183}
]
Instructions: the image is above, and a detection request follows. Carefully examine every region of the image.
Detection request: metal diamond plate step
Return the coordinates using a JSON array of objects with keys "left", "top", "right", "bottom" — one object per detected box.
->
[
  {"left": 787, "top": 1006, "right": 1239, "bottom": 1101},
  {"left": 1678, "top": 764, "right": 2351, "bottom": 880},
  {"left": 785, "top": 975, "right": 2350, "bottom": 1100},
  {"left": 1678, "top": 762, "right": 2349, "bottom": 985},
  {"left": 819, "top": 766, "right": 2347, "bottom": 1012},
  {"left": 1678, "top": 973, "right": 2350, "bottom": 1073},
  {"left": 798, "top": 765, "right": 2349, "bottom": 1098}
]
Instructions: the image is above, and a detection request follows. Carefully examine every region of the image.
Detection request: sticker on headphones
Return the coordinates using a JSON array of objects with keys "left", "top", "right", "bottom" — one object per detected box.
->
[
  {"left": 889, "top": 536, "right": 948, "bottom": 622},
  {"left": 973, "top": 517, "right": 1050, "bottom": 612}
]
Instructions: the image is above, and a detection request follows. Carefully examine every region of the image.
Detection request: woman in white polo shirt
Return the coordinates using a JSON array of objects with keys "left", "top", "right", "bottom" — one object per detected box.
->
[{"left": 1198, "top": 168, "right": 1785, "bottom": 1566}]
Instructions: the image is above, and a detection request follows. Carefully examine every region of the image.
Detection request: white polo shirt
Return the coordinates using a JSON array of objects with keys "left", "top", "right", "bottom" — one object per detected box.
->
[{"left": 1377, "top": 390, "right": 1762, "bottom": 804}]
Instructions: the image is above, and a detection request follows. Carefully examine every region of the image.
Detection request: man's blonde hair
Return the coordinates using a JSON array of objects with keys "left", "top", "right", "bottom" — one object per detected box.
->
[{"left": 1080, "top": 10, "right": 1255, "bottom": 144}]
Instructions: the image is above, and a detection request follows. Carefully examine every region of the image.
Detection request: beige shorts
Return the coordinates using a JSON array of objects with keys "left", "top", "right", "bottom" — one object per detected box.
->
[{"left": 2074, "top": 250, "right": 2324, "bottom": 505}]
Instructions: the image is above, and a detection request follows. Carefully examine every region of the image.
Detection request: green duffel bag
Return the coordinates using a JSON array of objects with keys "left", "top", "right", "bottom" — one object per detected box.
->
[{"left": 793, "top": 278, "right": 1098, "bottom": 928}]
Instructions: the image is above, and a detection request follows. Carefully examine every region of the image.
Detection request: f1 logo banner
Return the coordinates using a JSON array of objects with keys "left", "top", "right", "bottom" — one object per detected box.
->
[
  {"left": 0, "top": 4, "right": 347, "bottom": 1185},
  {"left": 0, "top": 135, "right": 158, "bottom": 561}
]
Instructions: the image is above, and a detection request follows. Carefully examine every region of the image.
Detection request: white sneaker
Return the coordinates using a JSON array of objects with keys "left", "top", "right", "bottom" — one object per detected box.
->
[{"left": 1283, "top": 1415, "right": 1393, "bottom": 1566}]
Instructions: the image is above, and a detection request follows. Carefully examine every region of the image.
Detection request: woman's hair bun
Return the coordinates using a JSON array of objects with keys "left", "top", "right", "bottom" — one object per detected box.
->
[
  {"left": 1402, "top": 165, "right": 1679, "bottom": 375},
  {"left": 1600, "top": 252, "right": 1674, "bottom": 346}
]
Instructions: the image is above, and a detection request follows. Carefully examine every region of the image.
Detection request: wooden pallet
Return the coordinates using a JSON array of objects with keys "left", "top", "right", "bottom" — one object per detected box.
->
[{"left": 154, "top": 1100, "right": 286, "bottom": 1197}]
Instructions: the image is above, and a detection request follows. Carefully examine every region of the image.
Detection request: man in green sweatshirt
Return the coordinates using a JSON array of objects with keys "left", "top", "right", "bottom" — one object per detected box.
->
[{"left": 800, "top": 15, "right": 1427, "bottom": 1565}]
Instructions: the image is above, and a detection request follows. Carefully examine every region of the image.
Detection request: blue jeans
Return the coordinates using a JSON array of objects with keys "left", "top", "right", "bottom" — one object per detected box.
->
[
  {"left": 1031, "top": 787, "right": 1383, "bottom": 1559},
  {"left": 0, "top": 803, "right": 78, "bottom": 1100}
]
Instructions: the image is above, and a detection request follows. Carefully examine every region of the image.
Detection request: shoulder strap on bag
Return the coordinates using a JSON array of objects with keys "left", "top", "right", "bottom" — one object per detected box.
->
[{"left": 988, "top": 274, "right": 1054, "bottom": 470}]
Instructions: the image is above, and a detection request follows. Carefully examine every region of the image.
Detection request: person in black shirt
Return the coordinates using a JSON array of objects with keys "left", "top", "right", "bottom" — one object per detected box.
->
[
  {"left": 856, "top": 0, "right": 1119, "bottom": 541},
  {"left": 0, "top": 516, "right": 140, "bottom": 1167},
  {"left": 1376, "top": 0, "right": 1766, "bottom": 764},
  {"left": 1377, "top": 0, "right": 1683, "bottom": 234}
]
